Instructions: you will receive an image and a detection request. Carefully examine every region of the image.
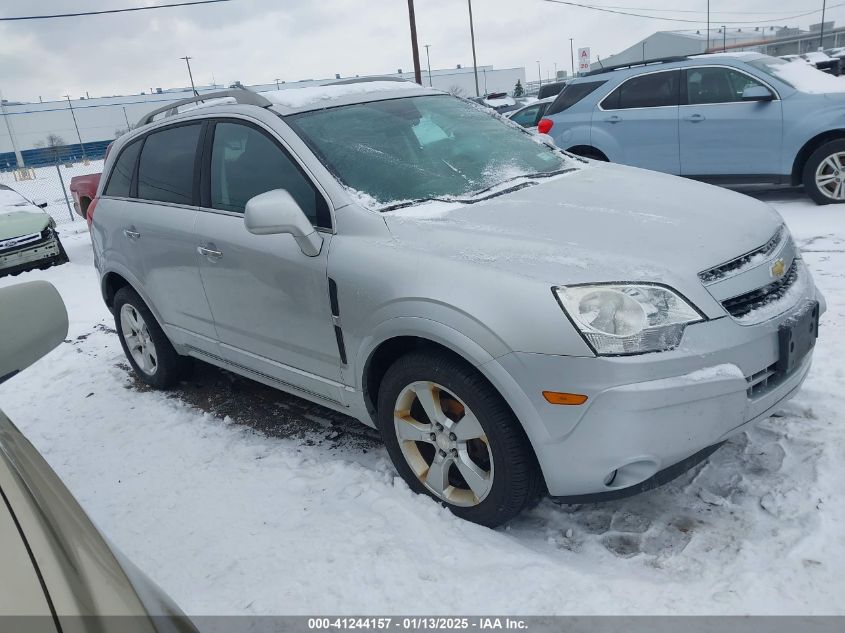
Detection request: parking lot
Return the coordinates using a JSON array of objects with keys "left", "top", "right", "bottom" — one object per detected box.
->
[{"left": 0, "top": 185, "right": 842, "bottom": 615}]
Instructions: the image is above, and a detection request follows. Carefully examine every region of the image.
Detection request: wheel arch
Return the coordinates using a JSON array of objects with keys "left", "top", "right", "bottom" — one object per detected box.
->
[
  {"left": 792, "top": 129, "right": 845, "bottom": 186},
  {"left": 566, "top": 145, "right": 609, "bottom": 161}
]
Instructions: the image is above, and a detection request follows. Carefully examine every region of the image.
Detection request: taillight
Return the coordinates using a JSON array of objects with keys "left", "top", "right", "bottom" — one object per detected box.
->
[
  {"left": 537, "top": 118, "right": 554, "bottom": 135},
  {"left": 86, "top": 197, "right": 99, "bottom": 229}
]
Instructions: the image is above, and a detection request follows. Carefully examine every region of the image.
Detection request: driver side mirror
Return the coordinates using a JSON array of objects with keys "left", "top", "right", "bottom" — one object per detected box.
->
[
  {"left": 742, "top": 85, "right": 774, "bottom": 102},
  {"left": 0, "top": 281, "right": 68, "bottom": 384},
  {"left": 244, "top": 189, "right": 323, "bottom": 257}
]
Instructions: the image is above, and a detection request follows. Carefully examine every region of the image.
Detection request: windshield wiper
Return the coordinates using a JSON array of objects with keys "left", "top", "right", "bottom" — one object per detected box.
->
[{"left": 379, "top": 167, "right": 577, "bottom": 213}]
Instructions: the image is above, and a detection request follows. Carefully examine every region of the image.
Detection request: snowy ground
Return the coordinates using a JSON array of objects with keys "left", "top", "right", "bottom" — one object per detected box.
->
[{"left": 0, "top": 187, "right": 843, "bottom": 615}]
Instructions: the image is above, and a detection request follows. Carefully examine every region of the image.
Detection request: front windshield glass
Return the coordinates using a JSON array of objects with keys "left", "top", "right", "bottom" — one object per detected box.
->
[
  {"left": 747, "top": 56, "right": 795, "bottom": 88},
  {"left": 287, "top": 95, "right": 568, "bottom": 208}
]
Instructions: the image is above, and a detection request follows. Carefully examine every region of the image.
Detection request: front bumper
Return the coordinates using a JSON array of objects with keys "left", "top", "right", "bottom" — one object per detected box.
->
[
  {"left": 490, "top": 286, "right": 824, "bottom": 498},
  {"left": 0, "top": 231, "right": 67, "bottom": 277}
]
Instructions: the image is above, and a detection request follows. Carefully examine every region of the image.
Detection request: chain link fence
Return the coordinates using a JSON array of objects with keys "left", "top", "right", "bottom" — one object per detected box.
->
[{"left": 0, "top": 159, "right": 104, "bottom": 227}]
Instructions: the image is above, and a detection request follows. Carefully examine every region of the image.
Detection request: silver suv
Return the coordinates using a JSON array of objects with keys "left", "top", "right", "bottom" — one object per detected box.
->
[{"left": 91, "top": 81, "right": 824, "bottom": 527}]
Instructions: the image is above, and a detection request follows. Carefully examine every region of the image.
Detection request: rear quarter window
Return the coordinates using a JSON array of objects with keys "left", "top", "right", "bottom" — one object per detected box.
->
[
  {"left": 546, "top": 81, "right": 607, "bottom": 116},
  {"left": 103, "top": 139, "right": 142, "bottom": 198}
]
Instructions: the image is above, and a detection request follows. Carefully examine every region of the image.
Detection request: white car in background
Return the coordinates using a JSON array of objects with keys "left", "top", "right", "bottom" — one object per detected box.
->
[{"left": 0, "top": 184, "right": 68, "bottom": 278}]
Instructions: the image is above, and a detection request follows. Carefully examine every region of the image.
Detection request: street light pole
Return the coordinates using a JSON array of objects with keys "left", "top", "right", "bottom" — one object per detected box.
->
[
  {"left": 63, "top": 95, "right": 86, "bottom": 161},
  {"left": 424, "top": 44, "right": 433, "bottom": 86},
  {"left": 274, "top": 78, "right": 281, "bottom": 90},
  {"left": 722, "top": 26, "right": 727, "bottom": 52},
  {"left": 537, "top": 61, "right": 542, "bottom": 87},
  {"left": 406, "top": 0, "right": 423, "bottom": 85},
  {"left": 820, "top": 0, "right": 827, "bottom": 50},
  {"left": 569, "top": 38, "right": 575, "bottom": 76},
  {"left": 706, "top": 0, "right": 710, "bottom": 51},
  {"left": 467, "top": 0, "right": 480, "bottom": 97},
  {"left": 180, "top": 56, "right": 198, "bottom": 95},
  {"left": 0, "top": 89, "right": 24, "bottom": 167}
]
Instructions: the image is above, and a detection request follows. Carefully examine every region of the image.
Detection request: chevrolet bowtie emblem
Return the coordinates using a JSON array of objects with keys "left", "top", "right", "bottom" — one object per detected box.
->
[{"left": 770, "top": 258, "right": 786, "bottom": 279}]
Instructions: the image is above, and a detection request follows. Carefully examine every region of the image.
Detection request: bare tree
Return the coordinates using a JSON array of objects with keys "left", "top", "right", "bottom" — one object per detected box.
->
[
  {"left": 448, "top": 84, "right": 466, "bottom": 98},
  {"left": 46, "top": 133, "right": 66, "bottom": 148},
  {"left": 44, "top": 133, "right": 66, "bottom": 162}
]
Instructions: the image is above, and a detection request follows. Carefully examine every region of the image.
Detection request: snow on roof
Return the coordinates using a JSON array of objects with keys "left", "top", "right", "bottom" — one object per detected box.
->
[
  {"left": 261, "top": 81, "right": 425, "bottom": 109},
  {"left": 771, "top": 60, "right": 845, "bottom": 93}
]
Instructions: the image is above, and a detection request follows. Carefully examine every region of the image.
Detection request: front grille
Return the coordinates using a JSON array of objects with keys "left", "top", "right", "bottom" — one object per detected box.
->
[
  {"left": 699, "top": 226, "right": 785, "bottom": 284},
  {"left": 0, "top": 231, "right": 43, "bottom": 253},
  {"left": 722, "top": 259, "right": 800, "bottom": 319}
]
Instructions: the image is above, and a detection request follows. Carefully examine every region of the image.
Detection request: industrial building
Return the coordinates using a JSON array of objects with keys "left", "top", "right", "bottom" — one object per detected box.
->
[
  {"left": 592, "top": 22, "right": 843, "bottom": 71},
  {"left": 0, "top": 64, "right": 525, "bottom": 169}
]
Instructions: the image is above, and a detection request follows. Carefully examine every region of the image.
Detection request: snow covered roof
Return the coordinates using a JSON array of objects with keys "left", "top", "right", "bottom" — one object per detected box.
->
[{"left": 261, "top": 80, "right": 438, "bottom": 114}]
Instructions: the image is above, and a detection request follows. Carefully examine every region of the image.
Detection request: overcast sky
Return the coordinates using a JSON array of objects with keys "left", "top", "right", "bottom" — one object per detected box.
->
[{"left": 0, "top": 0, "right": 838, "bottom": 102}]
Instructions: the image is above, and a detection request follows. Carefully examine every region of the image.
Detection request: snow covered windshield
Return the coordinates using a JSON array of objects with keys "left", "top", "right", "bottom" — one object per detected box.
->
[{"left": 287, "top": 95, "right": 568, "bottom": 209}]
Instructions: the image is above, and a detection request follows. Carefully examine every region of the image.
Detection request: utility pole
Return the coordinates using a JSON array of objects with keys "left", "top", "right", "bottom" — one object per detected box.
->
[
  {"left": 0, "top": 91, "right": 23, "bottom": 168},
  {"left": 820, "top": 0, "right": 827, "bottom": 50},
  {"left": 467, "top": 0, "right": 480, "bottom": 97},
  {"left": 569, "top": 38, "right": 575, "bottom": 76},
  {"left": 706, "top": 0, "right": 710, "bottom": 51},
  {"left": 424, "top": 44, "right": 433, "bottom": 86},
  {"left": 63, "top": 95, "right": 86, "bottom": 161},
  {"left": 537, "top": 61, "right": 542, "bottom": 87},
  {"left": 722, "top": 26, "right": 727, "bottom": 52},
  {"left": 180, "top": 56, "right": 198, "bottom": 95},
  {"left": 407, "top": 0, "right": 423, "bottom": 85},
  {"left": 274, "top": 78, "right": 281, "bottom": 90}
]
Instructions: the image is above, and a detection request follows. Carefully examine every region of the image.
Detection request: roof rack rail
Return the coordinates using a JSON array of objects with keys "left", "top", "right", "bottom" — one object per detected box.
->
[
  {"left": 584, "top": 56, "right": 689, "bottom": 76},
  {"left": 137, "top": 88, "right": 273, "bottom": 127},
  {"left": 325, "top": 76, "right": 411, "bottom": 86}
]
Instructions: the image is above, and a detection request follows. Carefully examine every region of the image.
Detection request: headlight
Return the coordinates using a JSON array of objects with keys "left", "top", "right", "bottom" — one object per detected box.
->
[{"left": 553, "top": 284, "right": 704, "bottom": 355}]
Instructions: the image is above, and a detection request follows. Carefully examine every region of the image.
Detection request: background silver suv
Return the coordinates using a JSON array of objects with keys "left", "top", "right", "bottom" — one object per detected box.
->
[{"left": 91, "top": 82, "right": 824, "bottom": 527}]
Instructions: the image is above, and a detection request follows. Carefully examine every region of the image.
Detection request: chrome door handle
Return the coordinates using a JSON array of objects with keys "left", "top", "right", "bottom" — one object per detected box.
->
[
  {"left": 605, "top": 115, "right": 622, "bottom": 123},
  {"left": 197, "top": 246, "right": 223, "bottom": 259},
  {"left": 684, "top": 113, "right": 705, "bottom": 122},
  {"left": 123, "top": 229, "right": 140, "bottom": 240}
]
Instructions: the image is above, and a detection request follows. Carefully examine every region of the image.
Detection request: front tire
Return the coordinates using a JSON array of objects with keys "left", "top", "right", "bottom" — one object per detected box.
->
[
  {"left": 804, "top": 140, "right": 845, "bottom": 205},
  {"left": 113, "top": 286, "right": 191, "bottom": 389},
  {"left": 377, "top": 350, "right": 542, "bottom": 527}
]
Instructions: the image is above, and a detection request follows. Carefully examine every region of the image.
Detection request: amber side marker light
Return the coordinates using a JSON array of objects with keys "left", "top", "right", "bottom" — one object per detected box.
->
[{"left": 542, "top": 391, "right": 588, "bottom": 405}]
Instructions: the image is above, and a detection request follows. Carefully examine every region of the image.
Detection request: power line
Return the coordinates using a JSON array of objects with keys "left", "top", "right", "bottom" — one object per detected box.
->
[
  {"left": 540, "top": 0, "right": 845, "bottom": 25},
  {"left": 593, "top": 4, "right": 833, "bottom": 15},
  {"left": 0, "top": 0, "right": 231, "bottom": 22}
]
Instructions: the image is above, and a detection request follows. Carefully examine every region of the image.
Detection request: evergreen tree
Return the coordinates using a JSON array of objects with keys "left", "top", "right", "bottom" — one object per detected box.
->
[{"left": 513, "top": 80, "right": 524, "bottom": 97}]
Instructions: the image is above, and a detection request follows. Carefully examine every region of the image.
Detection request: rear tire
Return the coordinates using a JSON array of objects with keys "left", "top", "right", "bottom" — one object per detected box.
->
[
  {"left": 113, "top": 286, "right": 191, "bottom": 389},
  {"left": 803, "top": 139, "right": 845, "bottom": 205},
  {"left": 377, "top": 350, "right": 542, "bottom": 527}
]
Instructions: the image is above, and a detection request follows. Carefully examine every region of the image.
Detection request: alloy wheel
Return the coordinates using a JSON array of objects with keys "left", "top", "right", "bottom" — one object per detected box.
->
[
  {"left": 120, "top": 304, "right": 158, "bottom": 375},
  {"left": 393, "top": 381, "right": 493, "bottom": 506},
  {"left": 815, "top": 152, "right": 845, "bottom": 201}
]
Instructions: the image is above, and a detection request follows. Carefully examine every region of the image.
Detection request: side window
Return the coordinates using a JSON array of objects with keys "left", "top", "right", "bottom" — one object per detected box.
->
[
  {"left": 137, "top": 124, "right": 202, "bottom": 205},
  {"left": 686, "top": 67, "right": 767, "bottom": 105},
  {"left": 601, "top": 71, "right": 679, "bottom": 110},
  {"left": 510, "top": 105, "right": 541, "bottom": 128},
  {"left": 209, "top": 121, "right": 326, "bottom": 226},
  {"left": 546, "top": 81, "right": 607, "bottom": 116},
  {"left": 104, "top": 139, "right": 142, "bottom": 197}
]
